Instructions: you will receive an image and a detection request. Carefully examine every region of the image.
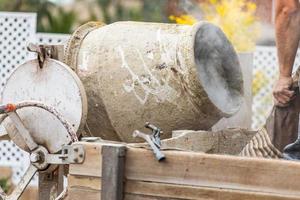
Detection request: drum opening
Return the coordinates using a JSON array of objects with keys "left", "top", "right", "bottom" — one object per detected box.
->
[{"left": 194, "top": 23, "right": 244, "bottom": 116}]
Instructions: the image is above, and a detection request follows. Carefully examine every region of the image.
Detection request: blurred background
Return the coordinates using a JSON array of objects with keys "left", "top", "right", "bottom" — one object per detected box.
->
[
  {"left": 0, "top": 0, "right": 272, "bottom": 38},
  {"left": 0, "top": 0, "right": 170, "bottom": 34}
]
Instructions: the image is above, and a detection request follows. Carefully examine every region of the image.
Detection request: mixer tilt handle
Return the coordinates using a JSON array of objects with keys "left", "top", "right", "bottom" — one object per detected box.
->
[
  {"left": 133, "top": 123, "right": 165, "bottom": 161},
  {"left": 133, "top": 130, "right": 165, "bottom": 161}
]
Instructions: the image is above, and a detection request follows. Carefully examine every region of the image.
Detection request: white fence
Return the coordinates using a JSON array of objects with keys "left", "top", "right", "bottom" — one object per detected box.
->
[
  {"left": 0, "top": 11, "right": 300, "bottom": 185},
  {"left": 252, "top": 46, "right": 300, "bottom": 129}
]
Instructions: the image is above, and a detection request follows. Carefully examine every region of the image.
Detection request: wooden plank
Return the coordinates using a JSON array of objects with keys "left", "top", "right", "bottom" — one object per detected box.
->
[
  {"left": 68, "top": 175, "right": 101, "bottom": 191},
  {"left": 101, "top": 144, "right": 126, "bottom": 200},
  {"left": 125, "top": 148, "right": 300, "bottom": 197},
  {"left": 125, "top": 194, "right": 178, "bottom": 200},
  {"left": 69, "top": 142, "right": 102, "bottom": 177},
  {"left": 125, "top": 180, "right": 299, "bottom": 200},
  {"left": 69, "top": 143, "right": 300, "bottom": 199},
  {"left": 124, "top": 193, "right": 298, "bottom": 200},
  {"left": 66, "top": 187, "right": 101, "bottom": 200}
]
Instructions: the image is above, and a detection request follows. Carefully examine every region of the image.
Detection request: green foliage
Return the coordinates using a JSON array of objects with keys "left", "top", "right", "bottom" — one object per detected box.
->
[
  {"left": 97, "top": 0, "right": 112, "bottom": 23},
  {"left": 114, "top": 2, "right": 143, "bottom": 22},
  {"left": 142, "top": 0, "right": 166, "bottom": 22},
  {"left": 41, "top": 7, "right": 77, "bottom": 33},
  {"left": 0, "top": 0, "right": 74, "bottom": 33},
  {"left": 0, "top": 0, "right": 167, "bottom": 33},
  {"left": 94, "top": 0, "right": 166, "bottom": 23},
  {"left": 0, "top": 178, "right": 9, "bottom": 193}
]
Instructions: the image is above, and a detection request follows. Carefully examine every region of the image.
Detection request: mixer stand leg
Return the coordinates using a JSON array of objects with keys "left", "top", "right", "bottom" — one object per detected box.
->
[{"left": 38, "top": 166, "right": 64, "bottom": 200}]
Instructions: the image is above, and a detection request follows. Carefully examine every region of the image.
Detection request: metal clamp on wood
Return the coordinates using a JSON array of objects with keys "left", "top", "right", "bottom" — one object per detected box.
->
[{"left": 133, "top": 122, "right": 165, "bottom": 161}]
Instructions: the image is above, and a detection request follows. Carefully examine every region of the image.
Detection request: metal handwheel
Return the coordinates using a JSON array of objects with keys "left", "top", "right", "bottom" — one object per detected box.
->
[{"left": 0, "top": 102, "right": 84, "bottom": 200}]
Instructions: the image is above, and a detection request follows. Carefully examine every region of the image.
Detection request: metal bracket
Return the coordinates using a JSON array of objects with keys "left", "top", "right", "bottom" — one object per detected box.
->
[
  {"left": 45, "top": 144, "right": 85, "bottom": 165},
  {"left": 27, "top": 43, "right": 49, "bottom": 68},
  {"left": 28, "top": 144, "right": 85, "bottom": 170},
  {"left": 27, "top": 43, "right": 61, "bottom": 68}
]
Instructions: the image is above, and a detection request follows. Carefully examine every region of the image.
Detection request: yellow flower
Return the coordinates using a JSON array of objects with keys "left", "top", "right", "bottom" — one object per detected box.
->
[
  {"left": 247, "top": 2, "right": 257, "bottom": 12},
  {"left": 169, "top": 15, "right": 175, "bottom": 21},
  {"left": 169, "top": 15, "right": 197, "bottom": 25},
  {"left": 169, "top": 0, "right": 260, "bottom": 52},
  {"left": 216, "top": 4, "right": 227, "bottom": 17}
]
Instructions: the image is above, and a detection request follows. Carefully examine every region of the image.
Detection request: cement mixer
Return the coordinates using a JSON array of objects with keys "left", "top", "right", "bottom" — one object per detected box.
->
[
  {"left": 1, "top": 21, "right": 244, "bottom": 144},
  {"left": 0, "top": 21, "right": 243, "bottom": 200},
  {"left": 64, "top": 21, "right": 244, "bottom": 142}
]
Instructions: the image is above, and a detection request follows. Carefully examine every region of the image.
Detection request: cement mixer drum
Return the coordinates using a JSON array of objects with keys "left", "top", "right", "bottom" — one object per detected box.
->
[{"left": 65, "top": 21, "right": 244, "bottom": 143}]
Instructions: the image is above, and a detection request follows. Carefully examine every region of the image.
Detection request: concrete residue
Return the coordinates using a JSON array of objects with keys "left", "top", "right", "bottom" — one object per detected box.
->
[{"left": 69, "top": 21, "right": 244, "bottom": 142}]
